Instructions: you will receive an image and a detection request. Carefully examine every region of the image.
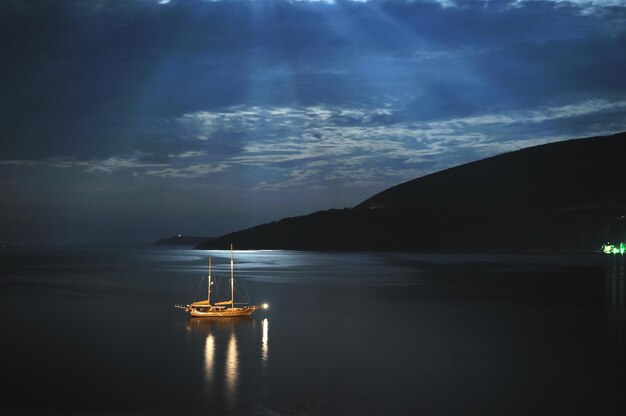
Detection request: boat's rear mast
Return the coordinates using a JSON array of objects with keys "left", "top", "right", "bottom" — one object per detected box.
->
[{"left": 207, "top": 257, "right": 212, "bottom": 307}]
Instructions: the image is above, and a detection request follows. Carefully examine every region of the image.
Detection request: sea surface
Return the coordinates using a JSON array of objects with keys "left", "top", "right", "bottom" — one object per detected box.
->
[{"left": 1, "top": 247, "right": 625, "bottom": 415}]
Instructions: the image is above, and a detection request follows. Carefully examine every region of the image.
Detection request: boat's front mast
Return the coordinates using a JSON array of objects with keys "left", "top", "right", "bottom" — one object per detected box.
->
[{"left": 230, "top": 243, "right": 234, "bottom": 309}]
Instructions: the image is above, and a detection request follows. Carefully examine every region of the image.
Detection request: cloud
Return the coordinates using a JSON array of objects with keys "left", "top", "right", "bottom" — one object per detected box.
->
[
  {"left": 146, "top": 163, "right": 230, "bottom": 178},
  {"left": 172, "top": 151, "right": 206, "bottom": 159},
  {"left": 0, "top": 156, "right": 168, "bottom": 173},
  {"left": 429, "top": 99, "right": 626, "bottom": 128},
  {"left": 3, "top": 96, "right": 624, "bottom": 190}
]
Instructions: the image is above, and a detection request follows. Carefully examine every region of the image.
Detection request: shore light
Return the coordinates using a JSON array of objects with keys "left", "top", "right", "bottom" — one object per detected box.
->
[{"left": 602, "top": 242, "right": 625, "bottom": 255}]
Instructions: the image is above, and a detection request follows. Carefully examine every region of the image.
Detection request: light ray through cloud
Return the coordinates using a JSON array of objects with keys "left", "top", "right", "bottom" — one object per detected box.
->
[{"left": 1, "top": 0, "right": 625, "bottom": 243}]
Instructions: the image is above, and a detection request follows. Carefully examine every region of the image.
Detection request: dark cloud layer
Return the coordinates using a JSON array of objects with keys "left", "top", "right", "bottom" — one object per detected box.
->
[{"left": 1, "top": 0, "right": 625, "bottom": 244}]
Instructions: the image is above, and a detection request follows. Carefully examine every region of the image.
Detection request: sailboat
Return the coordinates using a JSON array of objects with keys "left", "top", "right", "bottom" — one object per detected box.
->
[{"left": 175, "top": 244, "right": 268, "bottom": 317}]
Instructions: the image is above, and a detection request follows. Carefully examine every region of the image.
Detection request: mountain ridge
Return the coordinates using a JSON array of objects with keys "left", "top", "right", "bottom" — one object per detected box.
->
[{"left": 197, "top": 131, "right": 626, "bottom": 251}]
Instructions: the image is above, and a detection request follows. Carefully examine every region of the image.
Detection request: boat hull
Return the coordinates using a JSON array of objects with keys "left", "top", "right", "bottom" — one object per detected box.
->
[{"left": 188, "top": 305, "right": 262, "bottom": 317}]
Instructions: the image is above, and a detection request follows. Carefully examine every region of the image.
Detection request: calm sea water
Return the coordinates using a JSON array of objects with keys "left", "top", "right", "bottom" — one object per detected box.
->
[{"left": 1, "top": 247, "right": 625, "bottom": 415}]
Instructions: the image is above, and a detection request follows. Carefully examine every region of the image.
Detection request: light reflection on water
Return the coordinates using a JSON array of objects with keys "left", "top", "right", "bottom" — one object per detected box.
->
[
  {"left": 607, "top": 258, "right": 625, "bottom": 312},
  {"left": 184, "top": 249, "right": 609, "bottom": 287},
  {"left": 225, "top": 332, "right": 238, "bottom": 409},
  {"left": 606, "top": 256, "right": 626, "bottom": 345},
  {"left": 183, "top": 249, "right": 426, "bottom": 286},
  {"left": 261, "top": 318, "right": 269, "bottom": 366},
  {"left": 204, "top": 334, "right": 215, "bottom": 392},
  {"left": 186, "top": 317, "right": 270, "bottom": 409}
]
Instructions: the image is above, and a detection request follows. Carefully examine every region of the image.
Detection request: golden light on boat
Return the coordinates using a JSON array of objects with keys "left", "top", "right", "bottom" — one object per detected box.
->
[{"left": 262, "top": 303, "right": 269, "bottom": 309}]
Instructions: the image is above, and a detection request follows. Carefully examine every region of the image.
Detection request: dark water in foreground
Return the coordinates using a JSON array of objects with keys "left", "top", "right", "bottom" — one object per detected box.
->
[{"left": 1, "top": 247, "right": 625, "bottom": 415}]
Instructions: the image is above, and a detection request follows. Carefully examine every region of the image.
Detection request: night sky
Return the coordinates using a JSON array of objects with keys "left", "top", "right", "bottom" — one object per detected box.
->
[{"left": 1, "top": 0, "right": 625, "bottom": 245}]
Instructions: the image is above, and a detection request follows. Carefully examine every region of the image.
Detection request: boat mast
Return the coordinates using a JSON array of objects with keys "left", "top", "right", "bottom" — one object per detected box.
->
[
  {"left": 230, "top": 243, "right": 234, "bottom": 309},
  {"left": 207, "top": 257, "right": 212, "bottom": 306}
]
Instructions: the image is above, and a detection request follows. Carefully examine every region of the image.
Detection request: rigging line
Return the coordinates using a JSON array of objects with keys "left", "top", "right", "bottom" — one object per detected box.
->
[
  {"left": 240, "top": 276, "right": 251, "bottom": 304},
  {"left": 189, "top": 270, "right": 206, "bottom": 303},
  {"left": 234, "top": 260, "right": 251, "bottom": 303},
  {"left": 213, "top": 271, "right": 221, "bottom": 297}
]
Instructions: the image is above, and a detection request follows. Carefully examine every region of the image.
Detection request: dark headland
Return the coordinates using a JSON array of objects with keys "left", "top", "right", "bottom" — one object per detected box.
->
[{"left": 197, "top": 132, "right": 626, "bottom": 251}]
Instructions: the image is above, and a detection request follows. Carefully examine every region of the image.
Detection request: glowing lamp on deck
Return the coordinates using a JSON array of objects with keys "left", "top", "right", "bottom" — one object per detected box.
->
[{"left": 262, "top": 303, "right": 269, "bottom": 309}]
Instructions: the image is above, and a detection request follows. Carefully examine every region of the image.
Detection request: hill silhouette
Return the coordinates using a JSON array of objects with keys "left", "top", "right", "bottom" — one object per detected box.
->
[{"left": 197, "top": 132, "right": 626, "bottom": 251}]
